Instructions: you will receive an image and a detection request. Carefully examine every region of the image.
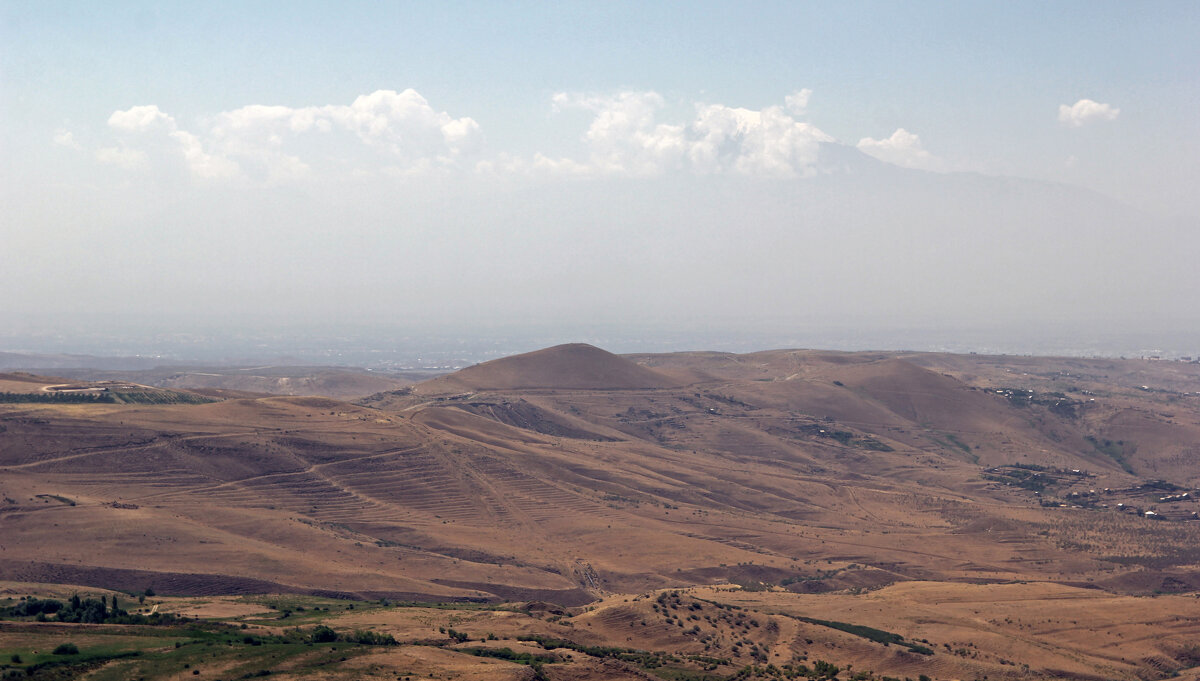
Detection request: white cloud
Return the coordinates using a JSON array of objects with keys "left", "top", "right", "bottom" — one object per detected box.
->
[
  {"left": 94, "top": 89, "right": 889, "bottom": 183},
  {"left": 693, "top": 102, "right": 831, "bottom": 176},
  {"left": 95, "top": 146, "right": 149, "bottom": 169},
  {"left": 169, "top": 130, "right": 241, "bottom": 180},
  {"left": 211, "top": 104, "right": 314, "bottom": 137},
  {"left": 551, "top": 91, "right": 682, "bottom": 175},
  {"left": 856, "top": 128, "right": 945, "bottom": 171},
  {"left": 326, "top": 89, "right": 482, "bottom": 159},
  {"left": 108, "top": 105, "right": 177, "bottom": 133},
  {"left": 99, "top": 90, "right": 482, "bottom": 183},
  {"left": 544, "top": 90, "right": 832, "bottom": 177},
  {"left": 441, "top": 117, "right": 481, "bottom": 147},
  {"left": 1058, "top": 99, "right": 1119, "bottom": 127},
  {"left": 106, "top": 103, "right": 240, "bottom": 179},
  {"left": 53, "top": 130, "right": 82, "bottom": 150},
  {"left": 784, "top": 89, "right": 812, "bottom": 115},
  {"left": 210, "top": 89, "right": 481, "bottom": 180},
  {"left": 531, "top": 153, "right": 593, "bottom": 176}
]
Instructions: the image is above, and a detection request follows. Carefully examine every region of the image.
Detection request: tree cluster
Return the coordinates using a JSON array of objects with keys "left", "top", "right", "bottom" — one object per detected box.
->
[{"left": 2, "top": 594, "right": 180, "bottom": 625}]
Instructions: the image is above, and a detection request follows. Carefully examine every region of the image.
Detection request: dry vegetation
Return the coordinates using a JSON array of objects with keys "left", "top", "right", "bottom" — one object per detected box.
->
[{"left": 2, "top": 346, "right": 1199, "bottom": 680}]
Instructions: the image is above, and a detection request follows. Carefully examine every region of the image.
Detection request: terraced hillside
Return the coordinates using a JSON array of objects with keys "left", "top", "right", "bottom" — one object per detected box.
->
[{"left": 1, "top": 346, "right": 1199, "bottom": 679}]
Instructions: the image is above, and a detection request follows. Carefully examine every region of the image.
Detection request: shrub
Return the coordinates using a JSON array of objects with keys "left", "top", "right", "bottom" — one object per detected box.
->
[
  {"left": 350, "top": 630, "right": 397, "bottom": 646},
  {"left": 53, "top": 643, "right": 79, "bottom": 655},
  {"left": 310, "top": 625, "right": 338, "bottom": 643},
  {"left": 813, "top": 659, "right": 839, "bottom": 678}
]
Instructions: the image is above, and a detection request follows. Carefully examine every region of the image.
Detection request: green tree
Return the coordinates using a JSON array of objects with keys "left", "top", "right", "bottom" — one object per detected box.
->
[{"left": 310, "top": 625, "right": 338, "bottom": 643}]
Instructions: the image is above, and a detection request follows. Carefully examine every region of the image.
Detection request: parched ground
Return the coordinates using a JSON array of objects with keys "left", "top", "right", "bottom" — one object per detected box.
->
[
  {"left": 2, "top": 346, "right": 1200, "bottom": 679},
  {"left": 2, "top": 582, "right": 1198, "bottom": 680}
]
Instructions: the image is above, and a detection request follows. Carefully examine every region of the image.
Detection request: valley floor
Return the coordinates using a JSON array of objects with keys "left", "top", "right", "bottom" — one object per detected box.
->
[{"left": 2, "top": 580, "right": 1200, "bottom": 681}]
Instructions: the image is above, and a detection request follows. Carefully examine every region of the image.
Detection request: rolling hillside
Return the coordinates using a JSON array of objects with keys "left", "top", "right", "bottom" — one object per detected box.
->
[{"left": 2, "top": 346, "right": 1199, "bottom": 680}]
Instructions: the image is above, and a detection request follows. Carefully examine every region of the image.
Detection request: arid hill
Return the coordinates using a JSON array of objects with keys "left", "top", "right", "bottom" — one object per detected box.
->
[
  {"left": 2, "top": 346, "right": 1199, "bottom": 680},
  {"left": 413, "top": 343, "right": 679, "bottom": 393}
]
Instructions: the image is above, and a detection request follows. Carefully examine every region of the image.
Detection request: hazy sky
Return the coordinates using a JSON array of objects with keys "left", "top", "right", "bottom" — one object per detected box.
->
[{"left": 3, "top": 2, "right": 1198, "bottom": 353}]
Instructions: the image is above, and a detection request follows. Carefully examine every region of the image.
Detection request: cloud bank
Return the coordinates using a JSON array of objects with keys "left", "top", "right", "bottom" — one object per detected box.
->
[
  {"left": 97, "top": 90, "right": 482, "bottom": 182},
  {"left": 70, "top": 88, "right": 970, "bottom": 183},
  {"left": 535, "top": 89, "right": 833, "bottom": 178}
]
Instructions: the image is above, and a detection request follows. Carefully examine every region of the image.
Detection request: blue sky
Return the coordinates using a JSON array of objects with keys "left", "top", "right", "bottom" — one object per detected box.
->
[{"left": 2, "top": 2, "right": 1198, "bottom": 353}]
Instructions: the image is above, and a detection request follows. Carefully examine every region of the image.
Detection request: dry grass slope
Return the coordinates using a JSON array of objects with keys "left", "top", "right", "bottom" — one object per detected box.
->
[{"left": 2, "top": 346, "right": 1200, "bottom": 680}]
